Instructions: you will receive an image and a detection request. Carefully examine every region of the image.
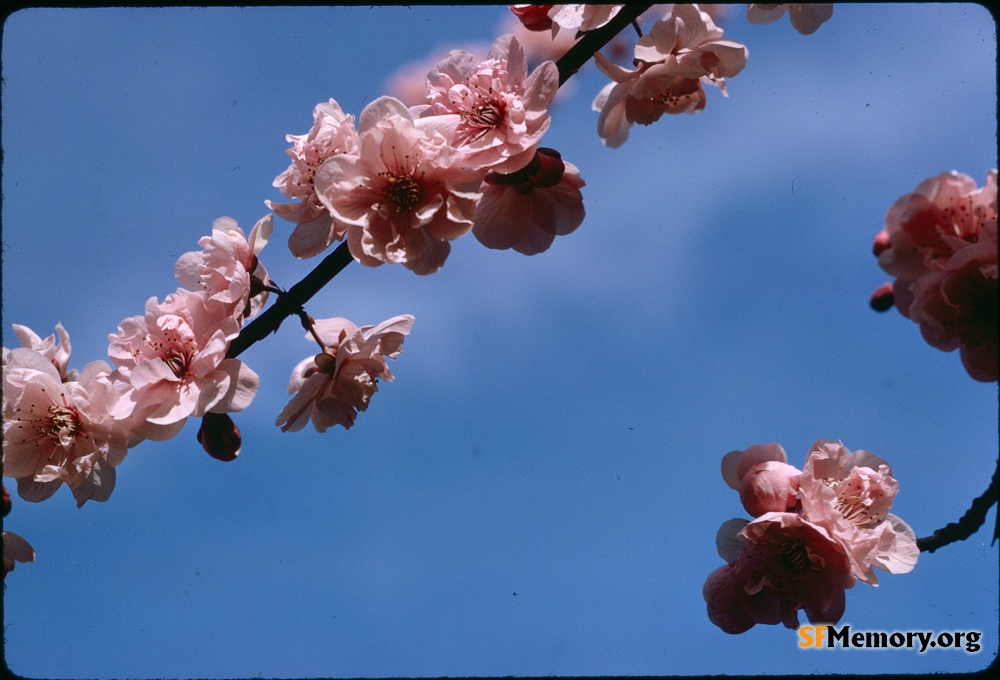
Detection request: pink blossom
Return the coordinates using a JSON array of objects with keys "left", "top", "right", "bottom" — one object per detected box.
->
[
  {"left": 175, "top": 215, "right": 272, "bottom": 320},
  {"left": 266, "top": 100, "right": 360, "bottom": 258},
  {"left": 705, "top": 513, "right": 855, "bottom": 634},
  {"left": 509, "top": 5, "right": 555, "bottom": 32},
  {"left": 2, "top": 350, "right": 131, "bottom": 506},
  {"left": 472, "top": 147, "right": 586, "bottom": 255},
  {"left": 721, "top": 443, "right": 801, "bottom": 517},
  {"left": 546, "top": 5, "right": 623, "bottom": 37},
  {"left": 746, "top": 4, "right": 834, "bottom": 35},
  {"left": 417, "top": 35, "right": 560, "bottom": 174},
  {"left": 107, "top": 288, "right": 259, "bottom": 433},
  {"left": 739, "top": 462, "right": 802, "bottom": 518},
  {"left": 591, "top": 5, "right": 747, "bottom": 147},
  {"left": 874, "top": 170, "right": 998, "bottom": 381},
  {"left": 313, "top": 97, "right": 481, "bottom": 275},
  {"left": 276, "top": 315, "right": 414, "bottom": 432},
  {"left": 383, "top": 42, "right": 493, "bottom": 107},
  {"left": 798, "top": 440, "right": 919, "bottom": 584},
  {"left": 720, "top": 442, "right": 788, "bottom": 490},
  {"left": 3, "top": 530, "right": 35, "bottom": 579},
  {"left": 10, "top": 322, "right": 76, "bottom": 381}
]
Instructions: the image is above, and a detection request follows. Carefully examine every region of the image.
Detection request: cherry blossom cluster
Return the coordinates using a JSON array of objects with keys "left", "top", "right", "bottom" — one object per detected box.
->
[
  {"left": 5, "top": 8, "right": 989, "bottom": 643},
  {"left": 511, "top": 3, "right": 834, "bottom": 41},
  {"left": 589, "top": 5, "right": 749, "bottom": 148},
  {"left": 2, "top": 217, "right": 272, "bottom": 509},
  {"left": 870, "top": 170, "right": 998, "bottom": 382},
  {"left": 2, "top": 29, "right": 591, "bottom": 564},
  {"left": 2, "top": 211, "right": 422, "bottom": 521},
  {"left": 267, "top": 34, "right": 586, "bottom": 273},
  {"left": 509, "top": 5, "right": 832, "bottom": 150},
  {"left": 704, "top": 440, "right": 919, "bottom": 634},
  {"left": 510, "top": 4, "right": 624, "bottom": 36}
]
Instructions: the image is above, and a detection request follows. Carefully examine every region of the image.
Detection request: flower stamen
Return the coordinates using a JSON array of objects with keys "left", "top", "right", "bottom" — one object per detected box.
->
[{"left": 379, "top": 172, "right": 423, "bottom": 212}]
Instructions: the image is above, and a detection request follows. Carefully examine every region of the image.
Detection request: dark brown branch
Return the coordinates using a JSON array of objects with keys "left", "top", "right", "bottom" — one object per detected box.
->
[
  {"left": 556, "top": 5, "right": 653, "bottom": 85},
  {"left": 916, "top": 460, "right": 999, "bottom": 553},
  {"left": 225, "top": 7, "right": 653, "bottom": 359},
  {"left": 226, "top": 242, "right": 353, "bottom": 359}
]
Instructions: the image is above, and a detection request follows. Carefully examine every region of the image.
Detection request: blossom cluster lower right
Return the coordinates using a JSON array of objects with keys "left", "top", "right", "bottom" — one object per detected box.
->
[{"left": 704, "top": 440, "right": 919, "bottom": 634}]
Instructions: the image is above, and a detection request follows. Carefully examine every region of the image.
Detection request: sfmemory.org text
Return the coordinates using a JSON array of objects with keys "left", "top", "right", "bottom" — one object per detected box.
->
[{"left": 799, "top": 625, "right": 982, "bottom": 653}]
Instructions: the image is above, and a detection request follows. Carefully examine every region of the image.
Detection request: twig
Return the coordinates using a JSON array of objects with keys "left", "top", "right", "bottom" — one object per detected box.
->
[
  {"left": 916, "top": 460, "right": 999, "bottom": 553},
  {"left": 226, "top": 242, "right": 353, "bottom": 359},
  {"left": 556, "top": 5, "right": 653, "bottom": 85}
]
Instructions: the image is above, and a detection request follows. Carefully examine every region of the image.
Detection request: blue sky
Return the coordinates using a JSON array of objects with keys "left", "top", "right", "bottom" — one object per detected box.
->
[{"left": 2, "top": 4, "right": 997, "bottom": 677}]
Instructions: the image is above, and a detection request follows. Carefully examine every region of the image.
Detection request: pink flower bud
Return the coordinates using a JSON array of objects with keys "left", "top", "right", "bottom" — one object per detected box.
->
[
  {"left": 872, "top": 230, "right": 892, "bottom": 257},
  {"left": 739, "top": 461, "right": 801, "bottom": 517},
  {"left": 869, "top": 281, "right": 895, "bottom": 312},
  {"left": 484, "top": 148, "right": 566, "bottom": 193},
  {"left": 509, "top": 4, "right": 554, "bottom": 32},
  {"left": 197, "top": 412, "right": 242, "bottom": 462},
  {"left": 528, "top": 148, "right": 566, "bottom": 189}
]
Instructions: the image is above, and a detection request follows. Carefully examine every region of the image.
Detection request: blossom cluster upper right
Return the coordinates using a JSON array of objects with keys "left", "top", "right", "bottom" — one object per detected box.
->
[{"left": 870, "top": 169, "right": 998, "bottom": 382}]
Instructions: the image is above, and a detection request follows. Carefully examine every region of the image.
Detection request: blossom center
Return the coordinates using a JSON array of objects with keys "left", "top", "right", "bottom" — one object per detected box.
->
[
  {"left": 943, "top": 195, "right": 996, "bottom": 241},
  {"left": 464, "top": 98, "right": 506, "bottom": 130},
  {"left": 837, "top": 492, "right": 883, "bottom": 526},
  {"left": 45, "top": 405, "right": 80, "bottom": 445},
  {"left": 379, "top": 172, "right": 423, "bottom": 212},
  {"left": 777, "top": 541, "right": 817, "bottom": 572},
  {"left": 163, "top": 351, "right": 188, "bottom": 378},
  {"left": 656, "top": 78, "right": 702, "bottom": 108},
  {"left": 146, "top": 320, "right": 198, "bottom": 380},
  {"left": 458, "top": 92, "right": 508, "bottom": 144}
]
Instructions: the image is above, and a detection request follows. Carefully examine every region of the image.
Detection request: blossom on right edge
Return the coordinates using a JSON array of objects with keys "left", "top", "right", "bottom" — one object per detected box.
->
[{"left": 871, "top": 170, "right": 998, "bottom": 382}]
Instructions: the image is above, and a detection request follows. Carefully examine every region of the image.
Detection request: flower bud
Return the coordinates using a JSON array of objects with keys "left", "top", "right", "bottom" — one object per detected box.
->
[
  {"left": 483, "top": 148, "right": 566, "bottom": 193},
  {"left": 509, "top": 4, "right": 553, "bottom": 32},
  {"left": 872, "top": 230, "right": 892, "bottom": 257},
  {"left": 314, "top": 352, "right": 337, "bottom": 375},
  {"left": 528, "top": 148, "right": 566, "bottom": 188},
  {"left": 739, "top": 461, "right": 801, "bottom": 517},
  {"left": 197, "top": 412, "right": 242, "bottom": 462},
  {"left": 2, "top": 486, "right": 11, "bottom": 518},
  {"left": 869, "top": 281, "right": 895, "bottom": 312}
]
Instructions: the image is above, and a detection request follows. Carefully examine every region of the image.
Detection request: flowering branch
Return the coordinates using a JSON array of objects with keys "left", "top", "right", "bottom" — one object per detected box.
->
[
  {"left": 226, "top": 241, "right": 353, "bottom": 359},
  {"left": 226, "top": 5, "right": 654, "bottom": 360},
  {"left": 555, "top": 4, "right": 652, "bottom": 85},
  {"left": 916, "top": 460, "right": 1000, "bottom": 553}
]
